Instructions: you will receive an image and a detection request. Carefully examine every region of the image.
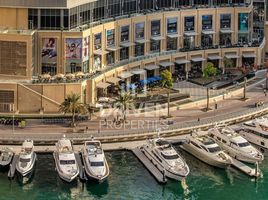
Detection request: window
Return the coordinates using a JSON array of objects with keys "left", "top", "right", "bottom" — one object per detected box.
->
[
  {"left": 238, "top": 142, "right": 250, "bottom": 147},
  {"left": 28, "top": 9, "right": 38, "bottom": 29},
  {"left": 107, "top": 29, "right": 115, "bottom": 46},
  {"left": 161, "top": 153, "right": 179, "bottom": 160},
  {"left": 94, "top": 33, "right": 102, "bottom": 50},
  {"left": 184, "top": 16, "right": 195, "bottom": 31},
  {"left": 107, "top": 52, "right": 115, "bottom": 65},
  {"left": 135, "top": 43, "right": 144, "bottom": 57},
  {"left": 120, "top": 47, "right": 129, "bottom": 60},
  {"left": 202, "top": 15, "right": 213, "bottom": 30},
  {"left": 167, "top": 18, "right": 177, "bottom": 34},
  {"left": 121, "top": 26, "right": 130, "bottom": 42},
  {"left": 220, "top": 14, "right": 231, "bottom": 29},
  {"left": 150, "top": 40, "right": 160, "bottom": 53},
  {"left": 135, "top": 22, "right": 145, "bottom": 39},
  {"left": 60, "top": 160, "right": 76, "bottom": 165},
  {"left": 238, "top": 13, "right": 249, "bottom": 32},
  {"left": 91, "top": 161, "right": 104, "bottom": 166},
  {"left": 207, "top": 146, "right": 221, "bottom": 153},
  {"left": 167, "top": 37, "right": 177, "bottom": 51},
  {"left": 151, "top": 20, "right": 161, "bottom": 36},
  {"left": 20, "top": 158, "right": 31, "bottom": 163},
  {"left": 40, "top": 9, "right": 61, "bottom": 30}
]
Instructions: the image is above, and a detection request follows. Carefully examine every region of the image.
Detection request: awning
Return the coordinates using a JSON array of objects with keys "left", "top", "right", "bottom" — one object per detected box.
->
[
  {"left": 151, "top": 35, "right": 165, "bottom": 41},
  {"left": 96, "top": 82, "right": 111, "bottom": 89},
  {"left": 119, "top": 72, "right": 133, "bottom": 79},
  {"left": 175, "top": 59, "right": 190, "bottom": 65},
  {"left": 94, "top": 49, "right": 109, "bottom": 55},
  {"left": 220, "top": 29, "right": 233, "bottom": 34},
  {"left": 106, "top": 77, "right": 122, "bottom": 84},
  {"left": 184, "top": 32, "right": 198, "bottom": 36},
  {"left": 106, "top": 46, "right": 121, "bottom": 51},
  {"left": 144, "top": 64, "right": 159, "bottom": 70},
  {"left": 120, "top": 42, "right": 136, "bottom": 47},
  {"left": 242, "top": 52, "right": 256, "bottom": 58},
  {"left": 135, "top": 38, "right": 149, "bottom": 44},
  {"left": 159, "top": 61, "right": 174, "bottom": 67},
  {"left": 202, "top": 30, "right": 216, "bottom": 35},
  {"left": 208, "top": 55, "right": 222, "bottom": 60},
  {"left": 167, "top": 33, "right": 181, "bottom": 38},
  {"left": 131, "top": 68, "right": 146, "bottom": 75},
  {"left": 191, "top": 57, "right": 205, "bottom": 62},
  {"left": 225, "top": 53, "right": 240, "bottom": 59}
]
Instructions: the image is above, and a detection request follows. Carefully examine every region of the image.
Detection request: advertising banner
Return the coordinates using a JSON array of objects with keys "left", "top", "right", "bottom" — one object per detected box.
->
[
  {"left": 82, "top": 37, "right": 89, "bottom": 61},
  {"left": 238, "top": 13, "right": 249, "bottom": 31},
  {"left": 65, "top": 38, "right": 82, "bottom": 60},
  {"left": 184, "top": 16, "right": 195, "bottom": 31},
  {"left": 41, "top": 38, "right": 57, "bottom": 63}
]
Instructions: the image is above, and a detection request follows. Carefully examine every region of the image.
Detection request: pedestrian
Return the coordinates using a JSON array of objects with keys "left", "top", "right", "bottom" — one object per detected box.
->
[
  {"left": 197, "top": 117, "right": 200, "bottom": 122},
  {"left": 104, "top": 118, "right": 107, "bottom": 126}
]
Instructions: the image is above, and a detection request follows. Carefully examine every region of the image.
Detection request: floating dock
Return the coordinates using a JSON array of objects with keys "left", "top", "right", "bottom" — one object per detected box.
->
[
  {"left": 132, "top": 147, "right": 167, "bottom": 184},
  {"left": 231, "top": 158, "right": 260, "bottom": 177},
  {"left": 8, "top": 155, "right": 18, "bottom": 178},
  {"left": 75, "top": 153, "right": 87, "bottom": 181}
]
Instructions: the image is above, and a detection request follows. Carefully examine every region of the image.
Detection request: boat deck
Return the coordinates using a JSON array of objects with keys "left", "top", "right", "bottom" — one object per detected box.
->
[
  {"left": 132, "top": 147, "right": 167, "bottom": 184},
  {"left": 8, "top": 155, "right": 18, "bottom": 178},
  {"left": 231, "top": 158, "right": 260, "bottom": 177}
]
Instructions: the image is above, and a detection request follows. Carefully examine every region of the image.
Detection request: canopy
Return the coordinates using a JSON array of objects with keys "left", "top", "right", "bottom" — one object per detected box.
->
[
  {"left": 159, "top": 61, "right": 174, "bottom": 67},
  {"left": 202, "top": 30, "right": 216, "bottom": 35},
  {"left": 120, "top": 42, "right": 135, "bottom": 47},
  {"left": 242, "top": 52, "right": 256, "bottom": 58},
  {"left": 135, "top": 38, "right": 149, "bottom": 44},
  {"left": 96, "top": 82, "right": 111, "bottom": 89},
  {"left": 208, "top": 55, "right": 222, "bottom": 60},
  {"left": 94, "top": 49, "right": 109, "bottom": 55},
  {"left": 119, "top": 72, "right": 133, "bottom": 79},
  {"left": 175, "top": 59, "right": 190, "bottom": 65},
  {"left": 225, "top": 53, "right": 240, "bottom": 59},
  {"left": 184, "top": 32, "right": 198, "bottom": 36},
  {"left": 106, "top": 46, "right": 121, "bottom": 51},
  {"left": 106, "top": 77, "right": 121, "bottom": 84},
  {"left": 167, "top": 33, "right": 181, "bottom": 38},
  {"left": 144, "top": 65, "right": 159, "bottom": 70},
  {"left": 191, "top": 57, "right": 205, "bottom": 62},
  {"left": 220, "top": 29, "right": 233, "bottom": 34},
  {"left": 131, "top": 69, "right": 146, "bottom": 75},
  {"left": 151, "top": 35, "right": 165, "bottom": 41}
]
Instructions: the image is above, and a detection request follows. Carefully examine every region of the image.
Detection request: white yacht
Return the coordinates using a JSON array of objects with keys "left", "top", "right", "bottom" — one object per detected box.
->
[
  {"left": 237, "top": 117, "right": 268, "bottom": 150},
  {"left": 209, "top": 125, "right": 263, "bottom": 164},
  {"left": 16, "top": 140, "right": 36, "bottom": 177},
  {"left": 81, "top": 140, "right": 109, "bottom": 182},
  {"left": 53, "top": 137, "right": 79, "bottom": 182},
  {"left": 0, "top": 147, "right": 14, "bottom": 169},
  {"left": 181, "top": 130, "right": 231, "bottom": 168},
  {"left": 142, "top": 138, "right": 190, "bottom": 181}
]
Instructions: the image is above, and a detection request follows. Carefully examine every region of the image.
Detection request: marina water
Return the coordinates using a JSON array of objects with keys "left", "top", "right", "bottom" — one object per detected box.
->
[{"left": 1, "top": 149, "right": 268, "bottom": 200}]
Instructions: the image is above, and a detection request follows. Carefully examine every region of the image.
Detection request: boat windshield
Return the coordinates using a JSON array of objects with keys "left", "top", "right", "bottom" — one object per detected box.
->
[
  {"left": 238, "top": 142, "right": 250, "bottom": 147},
  {"left": 91, "top": 161, "right": 104, "bottom": 167},
  {"left": 161, "top": 153, "right": 179, "bottom": 160},
  {"left": 20, "top": 158, "right": 30, "bottom": 163},
  {"left": 207, "top": 146, "right": 221, "bottom": 153},
  {"left": 60, "top": 160, "right": 75, "bottom": 165}
]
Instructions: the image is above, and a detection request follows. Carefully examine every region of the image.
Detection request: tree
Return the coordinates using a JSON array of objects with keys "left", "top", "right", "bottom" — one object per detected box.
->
[
  {"left": 59, "top": 93, "right": 87, "bottom": 127},
  {"left": 114, "top": 91, "right": 135, "bottom": 121},
  {"left": 223, "top": 57, "right": 233, "bottom": 69},
  {"left": 160, "top": 70, "right": 173, "bottom": 117},
  {"left": 203, "top": 62, "right": 217, "bottom": 79}
]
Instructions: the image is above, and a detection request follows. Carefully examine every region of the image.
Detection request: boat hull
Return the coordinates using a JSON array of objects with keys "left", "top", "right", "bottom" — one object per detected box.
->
[
  {"left": 181, "top": 144, "right": 230, "bottom": 169},
  {"left": 16, "top": 153, "right": 36, "bottom": 177},
  {"left": 53, "top": 152, "right": 79, "bottom": 183}
]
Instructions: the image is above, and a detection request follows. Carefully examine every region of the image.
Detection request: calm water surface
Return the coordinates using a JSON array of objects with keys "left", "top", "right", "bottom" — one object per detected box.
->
[{"left": 0, "top": 149, "right": 268, "bottom": 200}]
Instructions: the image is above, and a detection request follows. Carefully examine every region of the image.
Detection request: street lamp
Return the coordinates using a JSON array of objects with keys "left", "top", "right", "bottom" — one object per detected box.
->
[{"left": 12, "top": 104, "right": 15, "bottom": 134}]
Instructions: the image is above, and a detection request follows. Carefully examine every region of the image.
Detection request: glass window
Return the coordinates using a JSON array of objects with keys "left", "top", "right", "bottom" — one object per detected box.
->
[
  {"left": 135, "top": 22, "right": 145, "bottom": 39},
  {"left": 120, "top": 47, "right": 129, "bottom": 60},
  {"left": 220, "top": 14, "right": 231, "bottom": 29},
  {"left": 150, "top": 40, "right": 160, "bottom": 53},
  {"left": 207, "top": 146, "right": 221, "bottom": 153},
  {"left": 184, "top": 16, "right": 195, "bottom": 31},
  {"left": 107, "top": 52, "right": 115, "bottom": 65},
  {"left": 202, "top": 15, "right": 213, "bottom": 30},
  {"left": 60, "top": 160, "right": 75, "bottom": 165},
  {"left": 121, "top": 25, "right": 130, "bottom": 42},
  {"left": 238, "top": 13, "right": 249, "bottom": 32},
  {"left": 151, "top": 20, "right": 161, "bottom": 36},
  {"left": 238, "top": 142, "right": 250, "bottom": 147},
  {"left": 90, "top": 161, "right": 104, "bottom": 166},
  {"left": 167, "top": 18, "right": 177, "bottom": 33},
  {"left": 161, "top": 153, "right": 179, "bottom": 160},
  {"left": 167, "top": 37, "right": 177, "bottom": 51},
  {"left": 107, "top": 29, "right": 115, "bottom": 46},
  {"left": 94, "top": 55, "right": 101, "bottom": 70},
  {"left": 94, "top": 33, "right": 102, "bottom": 50},
  {"left": 135, "top": 43, "right": 144, "bottom": 57}
]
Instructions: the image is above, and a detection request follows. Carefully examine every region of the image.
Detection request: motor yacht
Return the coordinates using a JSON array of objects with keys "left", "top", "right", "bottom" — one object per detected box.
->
[
  {"left": 16, "top": 140, "right": 36, "bottom": 177},
  {"left": 181, "top": 130, "right": 231, "bottom": 168},
  {"left": 81, "top": 140, "right": 109, "bottom": 182},
  {"left": 209, "top": 125, "right": 263, "bottom": 164},
  {"left": 142, "top": 138, "right": 190, "bottom": 181},
  {"left": 53, "top": 137, "right": 79, "bottom": 182},
  {"left": 0, "top": 147, "right": 13, "bottom": 170}
]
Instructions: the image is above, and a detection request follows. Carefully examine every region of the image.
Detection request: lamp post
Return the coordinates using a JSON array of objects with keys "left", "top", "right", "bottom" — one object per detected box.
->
[
  {"left": 12, "top": 104, "right": 15, "bottom": 134},
  {"left": 206, "top": 87, "right": 210, "bottom": 111},
  {"left": 243, "top": 77, "right": 247, "bottom": 100}
]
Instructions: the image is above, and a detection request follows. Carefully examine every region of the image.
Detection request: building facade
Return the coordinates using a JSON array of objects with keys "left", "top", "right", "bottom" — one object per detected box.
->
[{"left": 0, "top": 0, "right": 266, "bottom": 113}]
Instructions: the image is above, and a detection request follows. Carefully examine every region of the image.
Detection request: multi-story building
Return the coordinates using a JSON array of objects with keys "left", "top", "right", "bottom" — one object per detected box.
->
[{"left": 0, "top": 0, "right": 265, "bottom": 113}]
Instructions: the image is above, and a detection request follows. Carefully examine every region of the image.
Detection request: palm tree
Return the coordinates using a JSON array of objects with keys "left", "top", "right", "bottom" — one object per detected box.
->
[
  {"left": 160, "top": 70, "right": 173, "bottom": 117},
  {"left": 114, "top": 91, "right": 135, "bottom": 121},
  {"left": 59, "top": 93, "right": 87, "bottom": 127}
]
